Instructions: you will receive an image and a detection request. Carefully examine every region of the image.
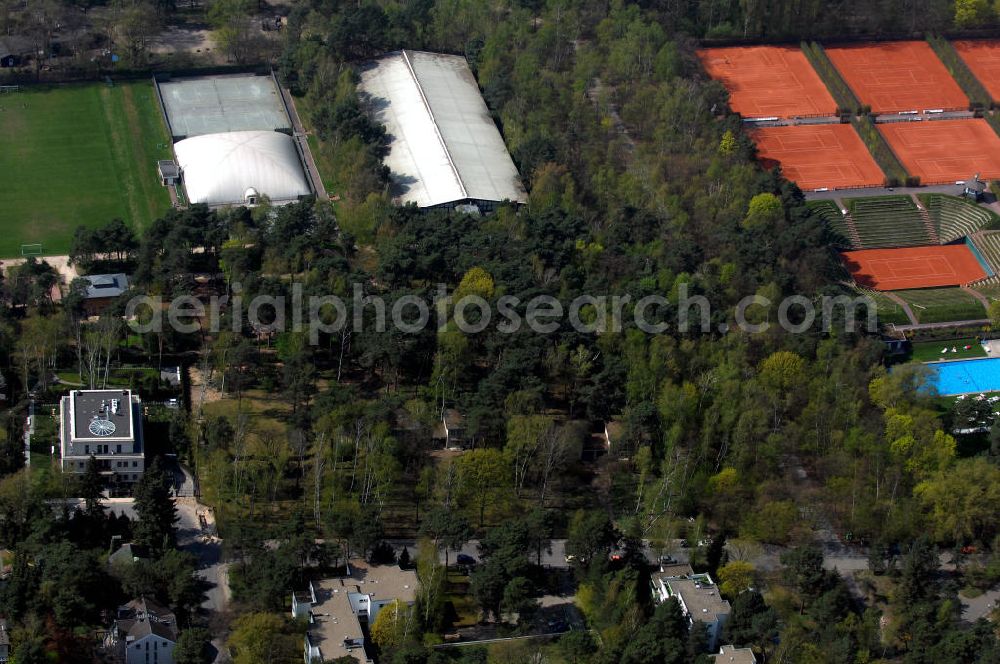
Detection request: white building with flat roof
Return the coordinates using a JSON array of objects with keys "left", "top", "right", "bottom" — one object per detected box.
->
[
  {"left": 358, "top": 50, "right": 527, "bottom": 211},
  {"left": 711, "top": 644, "right": 757, "bottom": 664},
  {"left": 659, "top": 573, "right": 731, "bottom": 652},
  {"left": 60, "top": 389, "right": 145, "bottom": 487},
  {"left": 291, "top": 560, "right": 417, "bottom": 664}
]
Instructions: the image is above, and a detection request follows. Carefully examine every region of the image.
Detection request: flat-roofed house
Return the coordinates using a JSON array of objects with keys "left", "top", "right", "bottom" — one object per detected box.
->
[
  {"left": 60, "top": 389, "right": 145, "bottom": 489},
  {"left": 292, "top": 560, "right": 418, "bottom": 663},
  {"left": 659, "top": 573, "right": 731, "bottom": 651},
  {"left": 711, "top": 644, "right": 757, "bottom": 664}
]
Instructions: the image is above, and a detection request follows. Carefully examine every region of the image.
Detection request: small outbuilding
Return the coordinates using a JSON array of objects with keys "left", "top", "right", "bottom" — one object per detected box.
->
[
  {"left": 0, "top": 36, "right": 32, "bottom": 68},
  {"left": 81, "top": 273, "right": 129, "bottom": 315},
  {"left": 157, "top": 160, "right": 180, "bottom": 186},
  {"left": 963, "top": 173, "right": 986, "bottom": 201}
]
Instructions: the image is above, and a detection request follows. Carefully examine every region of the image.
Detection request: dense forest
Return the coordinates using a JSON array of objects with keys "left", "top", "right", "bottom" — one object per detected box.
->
[{"left": 0, "top": 0, "right": 999, "bottom": 663}]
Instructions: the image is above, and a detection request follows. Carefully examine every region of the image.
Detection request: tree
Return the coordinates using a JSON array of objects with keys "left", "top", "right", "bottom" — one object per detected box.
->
[
  {"left": 915, "top": 457, "right": 1000, "bottom": 545},
  {"left": 724, "top": 590, "right": 778, "bottom": 651},
  {"left": 989, "top": 299, "right": 1000, "bottom": 329},
  {"left": 717, "top": 560, "right": 755, "bottom": 598},
  {"left": 174, "top": 627, "right": 212, "bottom": 664},
  {"left": 742, "top": 192, "right": 783, "bottom": 231},
  {"left": 454, "top": 448, "right": 506, "bottom": 526},
  {"left": 780, "top": 544, "right": 828, "bottom": 612},
  {"left": 470, "top": 558, "right": 508, "bottom": 622},
  {"left": 504, "top": 415, "right": 555, "bottom": 496},
  {"left": 207, "top": 0, "right": 260, "bottom": 64},
  {"left": 955, "top": 0, "right": 992, "bottom": 27},
  {"left": 371, "top": 599, "right": 414, "bottom": 653},
  {"left": 501, "top": 576, "right": 538, "bottom": 623},
  {"left": 415, "top": 539, "right": 447, "bottom": 631},
  {"left": 79, "top": 455, "right": 106, "bottom": 518},
  {"left": 565, "top": 509, "right": 617, "bottom": 566},
  {"left": 758, "top": 351, "right": 807, "bottom": 428},
  {"left": 454, "top": 266, "right": 496, "bottom": 302},
  {"left": 133, "top": 457, "right": 178, "bottom": 553},
  {"left": 718, "top": 129, "right": 737, "bottom": 155},
  {"left": 558, "top": 630, "right": 596, "bottom": 663},
  {"left": 419, "top": 507, "right": 471, "bottom": 568},
  {"left": 227, "top": 612, "right": 300, "bottom": 664}
]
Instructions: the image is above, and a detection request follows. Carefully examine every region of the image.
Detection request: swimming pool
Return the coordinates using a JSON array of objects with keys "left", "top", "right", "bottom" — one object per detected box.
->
[{"left": 928, "top": 357, "right": 1000, "bottom": 395}]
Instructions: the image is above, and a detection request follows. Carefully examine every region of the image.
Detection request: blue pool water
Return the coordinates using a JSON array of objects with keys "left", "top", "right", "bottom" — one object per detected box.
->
[{"left": 928, "top": 358, "right": 1000, "bottom": 395}]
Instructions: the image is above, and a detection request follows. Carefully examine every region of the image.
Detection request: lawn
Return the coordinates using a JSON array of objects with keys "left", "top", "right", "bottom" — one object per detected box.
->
[
  {"left": 855, "top": 289, "right": 911, "bottom": 326},
  {"left": 910, "top": 337, "right": 987, "bottom": 362},
  {"left": 895, "top": 288, "right": 986, "bottom": 324},
  {"left": 0, "top": 81, "right": 172, "bottom": 257}
]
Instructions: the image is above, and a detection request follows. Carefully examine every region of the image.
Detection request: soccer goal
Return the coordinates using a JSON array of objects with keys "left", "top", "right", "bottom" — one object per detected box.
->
[
  {"left": 20, "top": 244, "right": 42, "bottom": 257},
  {"left": 0, "top": 85, "right": 20, "bottom": 94}
]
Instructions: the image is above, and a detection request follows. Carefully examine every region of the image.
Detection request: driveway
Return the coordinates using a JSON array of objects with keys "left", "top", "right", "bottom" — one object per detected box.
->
[
  {"left": 962, "top": 588, "right": 999, "bottom": 622},
  {"left": 176, "top": 497, "right": 230, "bottom": 614}
]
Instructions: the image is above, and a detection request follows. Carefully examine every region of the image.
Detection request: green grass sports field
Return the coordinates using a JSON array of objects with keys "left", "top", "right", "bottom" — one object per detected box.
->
[
  {"left": 0, "top": 81, "right": 171, "bottom": 257},
  {"left": 895, "top": 287, "right": 987, "bottom": 324}
]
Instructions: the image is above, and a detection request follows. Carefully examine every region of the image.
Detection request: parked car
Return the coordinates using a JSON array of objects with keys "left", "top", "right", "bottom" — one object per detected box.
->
[{"left": 456, "top": 553, "right": 477, "bottom": 566}]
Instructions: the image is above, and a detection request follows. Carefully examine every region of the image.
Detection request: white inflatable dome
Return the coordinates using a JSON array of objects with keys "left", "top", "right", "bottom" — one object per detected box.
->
[{"left": 175, "top": 130, "right": 310, "bottom": 206}]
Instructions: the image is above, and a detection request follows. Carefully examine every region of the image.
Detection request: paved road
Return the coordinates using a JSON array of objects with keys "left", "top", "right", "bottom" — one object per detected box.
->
[
  {"left": 962, "top": 588, "right": 999, "bottom": 622},
  {"left": 87, "top": 496, "right": 229, "bottom": 615},
  {"left": 890, "top": 318, "right": 989, "bottom": 332},
  {"left": 805, "top": 182, "right": 968, "bottom": 201},
  {"left": 175, "top": 498, "right": 229, "bottom": 613},
  {"left": 386, "top": 538, "right": 682, "bottom": 569}
]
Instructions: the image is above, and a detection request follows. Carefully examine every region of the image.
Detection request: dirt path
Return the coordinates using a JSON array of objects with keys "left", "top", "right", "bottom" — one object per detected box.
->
[
  {"left": 189, "top": 363, "right": 223, "bottom": 414},
  {"left": 0, "top": 255, "right": 77, "bottom": 282},
  {"left": 883, "top": 291, "right": 919, "bottom": 325},
  {"left": 961, "top": 285, "right": 990, "bottom": 310}
]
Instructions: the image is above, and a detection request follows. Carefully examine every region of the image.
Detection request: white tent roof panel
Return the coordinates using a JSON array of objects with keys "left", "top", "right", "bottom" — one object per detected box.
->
[
  {"left": 175, "top": 130, "right": 310, "bottom": 206},
  {"left": 358, "top": 50, "right": 527, "bottom": 208}
]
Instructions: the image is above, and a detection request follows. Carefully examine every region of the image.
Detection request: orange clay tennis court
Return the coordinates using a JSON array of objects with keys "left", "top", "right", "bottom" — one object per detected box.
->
[
  {"left": 841, "top": 245, "right": 986, "bottom": 290},
  {"left": 826, "top": 41, "right": 969, "bottom": 114},
  {"left": 953, "top": 40, "right": 1000, "bottom": 102},
  {"left": 697, "top": 46, "right": 838, "bottom": 118},
  {"left": 750, "top": 124, "right": 885, "bottom": 190},
  {"left": 879, "top": 119, "right": 1000, "bottom": 185}
]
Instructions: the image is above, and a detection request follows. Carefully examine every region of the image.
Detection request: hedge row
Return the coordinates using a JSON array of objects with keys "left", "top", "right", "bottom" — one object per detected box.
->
[
  {"left": 851, "top": 116, "right": 912, "bottom": 187},
  {"left": 926, "top": 35, "right": 992, "bottom": 110},
  {"left": 801, "top": 41, "right": 863, "bottom": 116}
]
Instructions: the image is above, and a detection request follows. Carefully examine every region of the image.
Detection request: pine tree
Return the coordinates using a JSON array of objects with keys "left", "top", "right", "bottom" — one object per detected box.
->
[
  {"left": 133, "top": 458, "right": 178, "bottom": 554},
  {"left": 80, "top": 454, "right": 106, "bottom": 519}
]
